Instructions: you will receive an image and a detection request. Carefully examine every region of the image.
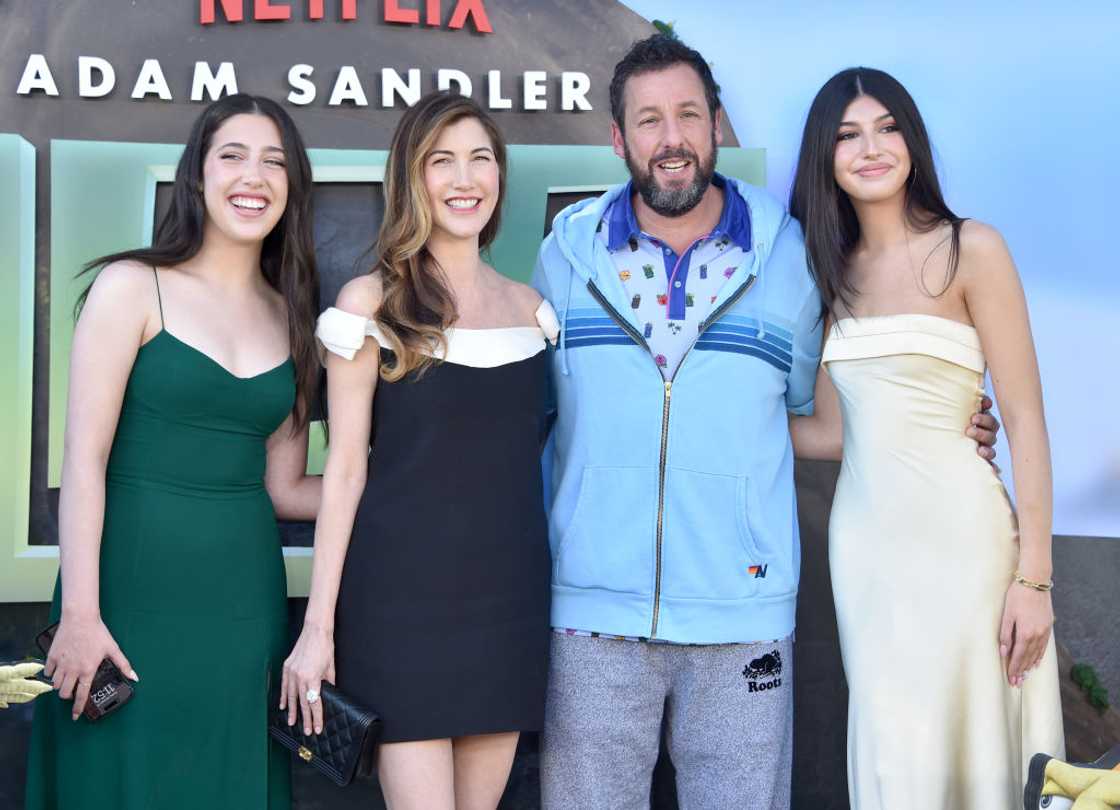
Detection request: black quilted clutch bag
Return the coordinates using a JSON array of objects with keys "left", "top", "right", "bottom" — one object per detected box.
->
[{"left": 268, "top": 682, "right": 381, "bottom": 786}]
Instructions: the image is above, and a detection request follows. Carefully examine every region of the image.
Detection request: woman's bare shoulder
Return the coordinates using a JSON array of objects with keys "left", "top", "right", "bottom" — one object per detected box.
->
[
  {"left": 90, "top": 259, "right": 159, "bottom": 294},
  {"left": 956, "top": 219, "right": 1016, "bottom": 283},
  {"left": 959, "top": 219, "right": 1008, "bottom": 253},
  {"left": 335, "top": 273, "right": 385, "bottom": 318},
  {"left": 84, "top": 260, "right": 162, "bottom": 322},
  {"left": 495, "top": 273, "right": 544, "bottom": 323}
]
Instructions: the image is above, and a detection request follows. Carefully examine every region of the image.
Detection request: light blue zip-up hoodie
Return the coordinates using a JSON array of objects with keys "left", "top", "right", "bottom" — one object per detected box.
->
[{"left": 532, "top": 177, "right": 823, "bottom": 644}]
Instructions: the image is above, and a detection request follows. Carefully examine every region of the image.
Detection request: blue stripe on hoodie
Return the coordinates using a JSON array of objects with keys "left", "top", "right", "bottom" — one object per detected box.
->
[{"left": 532, "top": 178, "right": 823, "bottom": 644}]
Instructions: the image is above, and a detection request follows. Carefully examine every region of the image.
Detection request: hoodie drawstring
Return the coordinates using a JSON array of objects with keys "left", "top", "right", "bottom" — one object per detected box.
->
[
  {"left": 560, "top": 268, "right": 574, "bottom": 376},
  {"left": 756, "top": 238, "right": 767, "bottom": 340}
]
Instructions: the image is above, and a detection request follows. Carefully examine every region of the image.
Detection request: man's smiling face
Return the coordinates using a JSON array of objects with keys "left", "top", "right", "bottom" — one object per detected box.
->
[{"left": 612, "top": 62, "right": 723, "bottom": 218}]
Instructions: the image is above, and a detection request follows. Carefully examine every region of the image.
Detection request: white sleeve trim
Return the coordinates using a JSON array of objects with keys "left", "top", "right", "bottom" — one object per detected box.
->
[
  {"left": 535, "top": 299, "right": 560, "bottom": 345},
  {"left": 314, "top": 307, "right": 384, "bottom": 362},
  {"left": 316, "top": 305, "right": 551, "bottom": 369}
]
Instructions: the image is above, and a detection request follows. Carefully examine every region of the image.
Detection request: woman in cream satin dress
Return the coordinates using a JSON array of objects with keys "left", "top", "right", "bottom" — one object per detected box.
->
[{"left": 789, "top": 68, "right": 1064, "bottom": 809}]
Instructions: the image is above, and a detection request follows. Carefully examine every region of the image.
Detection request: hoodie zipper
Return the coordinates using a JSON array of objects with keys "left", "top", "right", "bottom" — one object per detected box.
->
[
  {"left": 651, "top": 379, "right": 671, "bottom": 636},
  {"left": 586, "top": 273, "right": 757, "bottom": 638}
]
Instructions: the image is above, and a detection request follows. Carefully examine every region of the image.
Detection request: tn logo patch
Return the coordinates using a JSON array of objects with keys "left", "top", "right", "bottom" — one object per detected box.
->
[
  {"left": 742, "top": 649, "right": 783, "bottom": 693},
  {"left": 747, "top": 564, "right": 768, "bottom": 578}
]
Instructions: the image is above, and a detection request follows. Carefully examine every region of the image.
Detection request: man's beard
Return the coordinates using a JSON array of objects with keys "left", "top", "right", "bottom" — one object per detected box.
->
[{"left": 625, "top": 131, "right": 718, "bottom": 218}]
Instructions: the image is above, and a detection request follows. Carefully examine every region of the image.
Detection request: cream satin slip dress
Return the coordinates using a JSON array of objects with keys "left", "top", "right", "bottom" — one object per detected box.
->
[{"left": 823, "top": 313, "right": 1064, "bottom": 809}]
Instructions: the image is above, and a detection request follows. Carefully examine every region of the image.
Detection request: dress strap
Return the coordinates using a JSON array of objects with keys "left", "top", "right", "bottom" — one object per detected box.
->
[{"left": 152, "top": 267, "right": 165, "bottom": 329}]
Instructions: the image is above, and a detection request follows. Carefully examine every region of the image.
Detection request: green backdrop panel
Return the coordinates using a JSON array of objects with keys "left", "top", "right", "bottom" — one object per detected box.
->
[
  {"left": 49, "top": 140, "right": 193, "bottom": 488},
  {"left": 0, "top": 136, "right": 44, "bottom": 600}
]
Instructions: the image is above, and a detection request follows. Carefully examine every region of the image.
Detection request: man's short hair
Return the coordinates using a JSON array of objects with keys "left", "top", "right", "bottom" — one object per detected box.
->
[{"left": 609, "top": 34, "right": 721, "bottom": 132}]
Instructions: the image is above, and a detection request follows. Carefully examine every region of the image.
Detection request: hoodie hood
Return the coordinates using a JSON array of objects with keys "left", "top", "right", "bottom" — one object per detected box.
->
[
  {"left": 547, "top": 174, "right": 791, "bottom": 369},
  {"left": 549, "top": 174, "right": 788, "bottom": 285}
]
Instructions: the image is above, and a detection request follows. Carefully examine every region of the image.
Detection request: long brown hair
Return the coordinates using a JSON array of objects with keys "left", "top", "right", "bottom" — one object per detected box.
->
[
  {"left": 80, "top": 94, "right": 320, "bottom": 430},
  {"left": 373, "top": 91, "right": 507, "bottom": 381},
  {"left": 790, "top": 68, "right": 964, "bottom": 317}
]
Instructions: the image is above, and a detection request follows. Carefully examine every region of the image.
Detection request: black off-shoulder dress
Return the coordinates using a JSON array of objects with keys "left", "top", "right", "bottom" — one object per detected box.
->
[{"left": 316, "top": 303, "right": 556, "bottom": 742}]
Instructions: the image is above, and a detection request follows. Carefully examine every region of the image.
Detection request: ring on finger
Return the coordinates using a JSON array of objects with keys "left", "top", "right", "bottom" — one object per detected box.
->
[{"left": 306, "top": 688, "right": 319, "bottom": 704}]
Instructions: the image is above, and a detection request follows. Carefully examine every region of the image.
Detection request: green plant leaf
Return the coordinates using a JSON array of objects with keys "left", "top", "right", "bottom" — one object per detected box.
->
[{"left": 1071, "top": 663, "right": 1099, "bottom": 689}]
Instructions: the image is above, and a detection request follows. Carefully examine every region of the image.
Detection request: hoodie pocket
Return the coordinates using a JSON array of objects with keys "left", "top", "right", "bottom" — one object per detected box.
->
[
  {"left": 554, "top": 466, "right": 655, "bottom": 595},
  {"left": 660, "top": 468, "right": 762, "bottom": 600}
]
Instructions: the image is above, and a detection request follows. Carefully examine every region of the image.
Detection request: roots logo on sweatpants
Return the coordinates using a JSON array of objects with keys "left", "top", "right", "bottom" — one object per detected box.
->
[{"left": 742, "top": 649, "right": 783, "bottom": 693}]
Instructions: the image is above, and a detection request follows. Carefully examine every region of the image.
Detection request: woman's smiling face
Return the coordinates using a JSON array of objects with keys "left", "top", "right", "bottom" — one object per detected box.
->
[
  {"left": 201, "top": 113, "right": 289, "bottom": 245},
  {"left": 833, "top": 94, "right": 911, "bottom": 205},
  {"left": 423, "top": 116, "right": 500, "bottom": 244}
]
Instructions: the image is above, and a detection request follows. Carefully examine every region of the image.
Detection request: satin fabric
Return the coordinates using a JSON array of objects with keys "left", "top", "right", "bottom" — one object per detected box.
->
[{"left": 824, "top": 314, "right": 1064, "bottom": 809}]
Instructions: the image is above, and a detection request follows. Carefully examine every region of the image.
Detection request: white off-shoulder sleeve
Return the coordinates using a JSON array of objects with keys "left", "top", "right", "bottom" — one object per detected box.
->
[
  {"left": 314, "top": 306, "right": 384, "bottom": 362},
  {"left": 535, "top": 299, "right": 560, "bottom": 346}
]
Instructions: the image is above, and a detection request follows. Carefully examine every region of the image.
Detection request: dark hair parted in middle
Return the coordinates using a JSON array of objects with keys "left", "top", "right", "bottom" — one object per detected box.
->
[
  {"left": 789, "top": 67, "right": 965, "bottom": 316},
  {"left": 609, "top": 34, "right": 721, "bottom": 131},
  {"left": 372, "top": 90, "right": 507, "bottom": 382},
  {"left": 80, "top": 93, "right": 320, "bottom": 430}
]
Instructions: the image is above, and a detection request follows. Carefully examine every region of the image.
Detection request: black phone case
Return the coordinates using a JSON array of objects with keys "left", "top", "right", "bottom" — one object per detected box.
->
[{"left": 36, "top": 622, "right": 134, "bottom": 721}]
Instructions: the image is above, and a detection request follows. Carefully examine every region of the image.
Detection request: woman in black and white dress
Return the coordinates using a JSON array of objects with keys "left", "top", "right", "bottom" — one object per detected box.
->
[{"left": 280, "top": 91, "right": 555, "bottom": 809}]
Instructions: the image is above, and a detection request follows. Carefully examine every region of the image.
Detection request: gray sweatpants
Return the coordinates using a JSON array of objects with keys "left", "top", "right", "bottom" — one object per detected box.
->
[{"left": 540, "top": 632, "right": 793, "bottom": 810}]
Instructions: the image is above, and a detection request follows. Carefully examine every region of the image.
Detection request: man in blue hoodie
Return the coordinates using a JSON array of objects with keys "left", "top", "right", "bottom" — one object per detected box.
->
[{"left": 532, "top": 35, "right": 998, "bottom": 808}]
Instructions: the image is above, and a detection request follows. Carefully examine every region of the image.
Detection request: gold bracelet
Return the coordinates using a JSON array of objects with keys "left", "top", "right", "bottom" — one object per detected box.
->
[{"left": 1013, "top": 571, "right": 1054, "bottom": 592}]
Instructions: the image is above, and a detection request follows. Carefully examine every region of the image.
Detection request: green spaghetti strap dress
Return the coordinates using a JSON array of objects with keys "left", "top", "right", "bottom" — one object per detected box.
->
[{"left": 26, "top": 273, "right": 295, "bottom": 810}]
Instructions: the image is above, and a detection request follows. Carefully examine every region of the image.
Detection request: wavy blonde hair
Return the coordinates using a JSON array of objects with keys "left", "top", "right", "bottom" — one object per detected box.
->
[{"left": 373, "top": 91, "right": 507, "bottom": 382}]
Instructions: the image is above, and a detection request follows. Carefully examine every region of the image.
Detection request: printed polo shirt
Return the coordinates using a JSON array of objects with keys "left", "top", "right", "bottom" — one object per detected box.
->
[
  {"left": 556, "top": 174, "right": 757, "bottom": 645},
  {"left": 602, "top": 172, "right": 753, "bottom": 379}
]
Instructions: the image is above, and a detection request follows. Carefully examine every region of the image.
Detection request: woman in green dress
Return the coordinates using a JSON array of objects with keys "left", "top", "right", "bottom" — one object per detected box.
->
[{"left": 26, "top": 94, "right": 322, "bottom": 810}]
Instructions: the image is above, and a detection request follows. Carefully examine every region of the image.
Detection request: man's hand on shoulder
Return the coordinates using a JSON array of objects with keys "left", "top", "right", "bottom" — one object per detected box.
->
[{"left": 970, "top": 395, "right": 1001, "bottom": 466}]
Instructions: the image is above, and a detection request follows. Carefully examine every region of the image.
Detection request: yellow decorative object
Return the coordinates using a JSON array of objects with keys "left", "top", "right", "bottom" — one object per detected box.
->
[
  {"left": 1043, "top": 757, "right": 1120, "bottom": 810},
  {"left": 618, "top": 270, "right": 631, "bottom": 281},
  {"left": 0, "top": 662, "right": 52, "bottom": 708},
  {"left": 298, "top": 746, "right": 313, "bottom": 762}
]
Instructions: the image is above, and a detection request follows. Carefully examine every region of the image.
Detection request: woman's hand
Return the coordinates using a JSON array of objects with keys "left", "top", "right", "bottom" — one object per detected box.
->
[
  {"left": 280, "top": 623, "right": 335, "bottom": 736},
  {"left": 999, "top": 582, "right": 1054, "bottom": 687},
  {"left": 43, "top": 616, "right": 138, "bottom": 720}
]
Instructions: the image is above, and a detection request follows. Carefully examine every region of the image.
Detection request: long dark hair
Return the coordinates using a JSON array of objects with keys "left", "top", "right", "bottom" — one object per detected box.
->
[
  {"left": 373, "top": 90, "right": 507, "bottom": 382},
  {"left": 790, "top": 67, "right": 964, "bottom": 315},
  {"left": 80, "top": 93, "right": 319, "bottom": 429}
]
